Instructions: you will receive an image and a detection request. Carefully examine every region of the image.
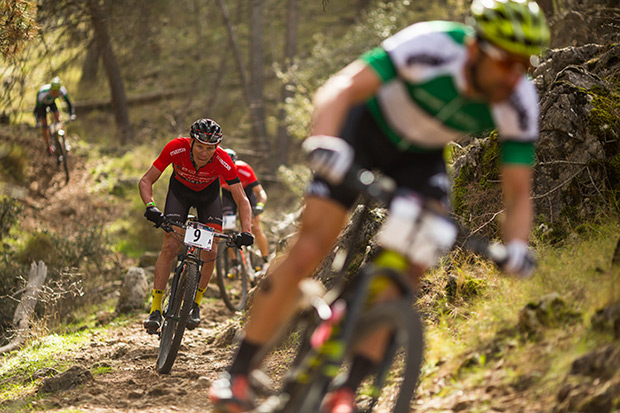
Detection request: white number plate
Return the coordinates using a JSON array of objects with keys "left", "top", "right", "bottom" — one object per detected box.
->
[
  {"left": 184, "top": 222, "right": 215, "bottom": 250},
  {"left": 223, "top": 214, "right": 237, "bottom": 231}
]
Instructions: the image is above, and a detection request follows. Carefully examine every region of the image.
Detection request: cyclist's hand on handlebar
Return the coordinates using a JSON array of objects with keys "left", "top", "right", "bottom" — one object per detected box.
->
[
  {"left": 252, "top": 202, "right": 264, "bottom": 216},
  {"left": 69, "top": 114, "right": 77, "bottom": 121},
  {"left": 302, "top": 135, "right": 354, "bottom": 185},
  {"left": 145, "top": 205, "right": 165, "bottom": 227},
  {"left": 234, "top": 232, "right": 254, "bottom": 248},
  {"left": 501, "top": 240, "right": 536, "bottom": 279}
]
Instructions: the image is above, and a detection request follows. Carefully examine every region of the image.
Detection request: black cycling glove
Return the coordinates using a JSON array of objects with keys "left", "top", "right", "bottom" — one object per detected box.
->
[
  {"left": 145, "top": 205, "right": 165, "bottom": 227},
  {"left": 235, "top": 232, "right": 254, "bottom": 248}
]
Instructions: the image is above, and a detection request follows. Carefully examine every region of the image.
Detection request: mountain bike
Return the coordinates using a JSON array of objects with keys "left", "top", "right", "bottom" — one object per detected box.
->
[
  {"left": 216, "top": 213, "right": 264, "bottom": 312},
  {"left": 149, "top": 216, "right": 237, "bottom": 374},
  {"left": 49, "top": 121, "right": 71, "bottom": 183},
  {"left": 252, "top": 167, "right": 508, "bottom": 412}
]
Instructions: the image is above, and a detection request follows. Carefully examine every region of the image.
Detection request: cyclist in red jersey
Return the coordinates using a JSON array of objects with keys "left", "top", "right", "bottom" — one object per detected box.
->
[
  {"left": 221, "top": 148, "right": 270, "bottom": 267},
  {"left": 139, "top": 118, "right": 254, "bottom": 331}
]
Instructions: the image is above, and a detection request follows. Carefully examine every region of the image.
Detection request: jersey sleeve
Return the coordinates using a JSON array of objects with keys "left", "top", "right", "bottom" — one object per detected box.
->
[
  {"left": 494, "top": 78, "right": 539, "bottom": 166},
  {"left": 62, "top": 88, "right": 74, "bottom": 115},
  {"left": 215, "top": 150, "right": 241, "bottom": 185},
  {"left": 152, "top": 139, "right": 179, "bottom": 171},
  {"left": 359, "top": 47, "right": 397, "bottom": 83}
]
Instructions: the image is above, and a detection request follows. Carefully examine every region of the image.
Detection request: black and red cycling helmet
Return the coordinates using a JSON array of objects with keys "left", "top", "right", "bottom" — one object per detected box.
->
[{"left": 190, "top": 118, "right": 223, "bottom": 145}]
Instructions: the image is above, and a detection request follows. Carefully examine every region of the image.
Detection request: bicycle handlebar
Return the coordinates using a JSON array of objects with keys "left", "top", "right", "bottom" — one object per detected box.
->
[
  {"left": 340, "top": 164, "right": 509, "bottom": 267},
  {"left": 158, "top": 218, "right": 237, "bottom": 247}
]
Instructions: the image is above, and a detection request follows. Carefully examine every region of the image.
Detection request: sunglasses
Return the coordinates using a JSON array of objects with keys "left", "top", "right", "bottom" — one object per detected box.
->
[{"left": 479, "top": 40, "right": 534, "bottom": 73}]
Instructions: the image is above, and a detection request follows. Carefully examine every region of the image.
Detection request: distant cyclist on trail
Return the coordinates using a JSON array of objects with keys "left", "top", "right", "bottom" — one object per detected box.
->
[
  {"left": 221, "top": 148, "right": 270, "bottom": 268},
  {"left": 209, "top": 0, "right": 549, "bottom": 412},
  {"left": 33, "top": 76, "right": 76, "bottom": 156},
  {"left": 139, "top": 118, "right": 254, "bottom": 333}
]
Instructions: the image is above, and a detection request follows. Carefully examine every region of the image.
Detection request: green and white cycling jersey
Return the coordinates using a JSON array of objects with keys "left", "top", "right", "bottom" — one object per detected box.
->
[
  {"left": 35, "top": 84, "right": 73, "bottom": 110},
  {"left": 361, "top": 21, "right": 538, "bottom": 165}
]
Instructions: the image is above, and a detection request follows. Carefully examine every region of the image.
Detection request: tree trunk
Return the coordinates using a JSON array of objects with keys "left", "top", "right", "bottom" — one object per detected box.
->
[
  {"left": 248, "top": 0, "right": 270, "bottom": 156},
  {"left": 0, "top": 261, "right": 47, "bottom": 355},
  {"left": 86, "top": 0, "right": 133, "bottom": 144},
  {"left": 79, "top": 38, "right": 101, "bottom": 87},
  {"left": 276, "top": 0, "right": 299, "bottom": 166},
  {"left": 215, "top": 0, "right": 268, "bottom": 154}
]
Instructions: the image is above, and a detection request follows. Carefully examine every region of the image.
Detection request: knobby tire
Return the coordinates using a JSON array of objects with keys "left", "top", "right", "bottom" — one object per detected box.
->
[
  {"left": 349, "top": 300, "right": 423, "bottom": 413},
  {"left": 52, "top": 133, "right": 69, "bottom": 183},
  {"left": 156, "top": 262, "right": 198, "bottom": 374},
  {"left": 283, "top": 300, "right": 423, "bottom": 413},
  {"left": 58, "top": 135, "right": 69, "bottom": 183},
  {"left": 216, "top": 242, "right": 248, "bottom": 311}
]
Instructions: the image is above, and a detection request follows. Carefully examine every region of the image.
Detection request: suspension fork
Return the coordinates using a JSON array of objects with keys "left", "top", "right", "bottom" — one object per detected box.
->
[{"left": 166, "top": 249, "right": 203, "bottom": 318}]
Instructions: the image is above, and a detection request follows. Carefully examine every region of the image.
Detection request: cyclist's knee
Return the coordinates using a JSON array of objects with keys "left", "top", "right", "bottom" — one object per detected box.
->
[
  {"left": 201, "top": 249, "right": 217, "bottom": 261},
  {"left": 160, "top": 238, "right": 179, "bottom": 257}
]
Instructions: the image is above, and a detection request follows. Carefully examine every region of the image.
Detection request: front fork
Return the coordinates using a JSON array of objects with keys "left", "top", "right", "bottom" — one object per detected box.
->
[{"left": 163, "top": 250, "right": 203, "bottom": 319}]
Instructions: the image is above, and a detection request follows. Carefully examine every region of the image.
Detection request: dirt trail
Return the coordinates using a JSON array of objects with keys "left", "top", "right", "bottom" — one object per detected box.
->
[{"left": 37, "top": 301, "right": 240, "bottom": 412}]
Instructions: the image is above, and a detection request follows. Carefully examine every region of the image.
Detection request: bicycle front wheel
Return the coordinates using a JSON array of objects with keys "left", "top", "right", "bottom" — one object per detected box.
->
[
  {"left": 156, "top": 262, "right": 198, "bottom": 374},
  {"left": 216, "top": 242, "right": 248, "bottom": 311},
  {"left": 58, "top": 135, "right": 69, "bottom": 183},
  {"left": 350, "top": 300, "right": 424, "bottom": 413},
  {"left": 283, "top": 300, "right": 424, "bottom": 413}
]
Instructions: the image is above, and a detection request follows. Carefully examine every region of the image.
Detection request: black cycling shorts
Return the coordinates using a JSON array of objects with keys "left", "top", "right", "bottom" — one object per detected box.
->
[
  {"left": 164, "top": 174, "right": 223, "bottom": 230},
  {"left": 222, "top": 187, "right": 257, "bottom": 216},
  {"left": 34, "top": 103, "right": 59, "bottom": 121},
  {"left": 306, "top": 104, "right": 449, "bottom": 209}
]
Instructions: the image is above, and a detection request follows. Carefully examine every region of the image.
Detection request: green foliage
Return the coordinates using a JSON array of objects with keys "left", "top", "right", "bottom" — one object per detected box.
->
[
  {"left": 588, "top": 84, "right": 620, "bottom": 143},
  {"left": 452, "top": 134, "right": 502, "bottom": 238},
  {"left": 0, "top": 332, "right": 90, "bottom": 402},
  {"left": 0, "top": 195, "right": 22, "bottom": 242},
  {"left": 16, "top": 225, "right": 109, "bottom": 270},
  {"left": 276, "top": 163, "right": 312, "bottom": 198},
  {"left": 423, "top": 218, "right": 620, "bottom": 407},
  {"left": 0, "top": 0, "right": 38, "bottom": 59},
  {"left": 0, "top": 144, "right": 28, "bottom": 185}
]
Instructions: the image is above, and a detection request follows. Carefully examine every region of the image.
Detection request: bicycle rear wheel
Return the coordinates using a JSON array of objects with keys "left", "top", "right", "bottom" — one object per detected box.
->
[
  {"left": 216, "top": 242, "right": 248, "bottom": 311},
  {"left": 156, "top": 262, "right": 198, "bottom": 374}
]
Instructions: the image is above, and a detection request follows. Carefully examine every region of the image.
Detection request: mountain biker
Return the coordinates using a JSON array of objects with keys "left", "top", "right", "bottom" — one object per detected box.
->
[
  {"left": 221, "top": 148, "right": 270, "bottom": 268},
  {"left": 139, "top": 118, "right": 254, "bottom": 332},
  {"left": 209, "top": 0, "right": 549, "bottom": 411},
  {"left": 33, "top": 76, "right": 76, "bottom": 156}
]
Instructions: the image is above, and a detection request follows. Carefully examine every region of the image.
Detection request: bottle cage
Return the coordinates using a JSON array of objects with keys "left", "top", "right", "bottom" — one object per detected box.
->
[{"left": 376, "top": 192, "right": 457, "bottom": 268}]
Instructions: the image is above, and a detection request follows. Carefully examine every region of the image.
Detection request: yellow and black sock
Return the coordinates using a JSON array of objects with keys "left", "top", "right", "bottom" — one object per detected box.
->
[
  {"left": 194, "top": 287, "right": 206, "bottom": 305},
  {"left": 150, "top": 289, "right": 164, "bottom": 313}
]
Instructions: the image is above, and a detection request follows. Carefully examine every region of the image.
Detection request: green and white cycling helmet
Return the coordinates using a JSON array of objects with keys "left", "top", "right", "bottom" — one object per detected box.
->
[
  {"left": 471, "top": 0, "right": 550, "bottom": 57},
  {"left": 50, "top": 76, "right": 62, "bottom": 91}
]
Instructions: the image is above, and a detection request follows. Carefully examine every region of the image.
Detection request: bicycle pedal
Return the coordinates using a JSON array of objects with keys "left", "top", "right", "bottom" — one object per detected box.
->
[{"left": 146, "top": 328, "right": 160, "bottom": 336}]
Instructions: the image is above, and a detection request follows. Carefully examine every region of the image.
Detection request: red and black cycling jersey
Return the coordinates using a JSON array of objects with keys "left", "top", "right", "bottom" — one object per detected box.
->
[
  {"left": 153, "top": 137, "right": 240, "bottom": 191},
  {"left": 220, "top": 160, "right": 259, "bottom": 192}
]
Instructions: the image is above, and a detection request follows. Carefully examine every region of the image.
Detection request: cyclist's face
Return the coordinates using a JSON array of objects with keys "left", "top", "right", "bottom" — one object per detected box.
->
[
  {"left": 192, "top": 140, "right": 218, "bottom": 165},
  {"left": 471, "top": 41, "right": 531, "bottom": 102}
]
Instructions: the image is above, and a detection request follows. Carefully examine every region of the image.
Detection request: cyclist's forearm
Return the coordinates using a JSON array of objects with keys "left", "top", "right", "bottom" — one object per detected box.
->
[
  {"left": 501, "top": 165, "right": 533, "bottom": 242},
  {"left": 139, "top": 166, "right": 163, "bottom": 205},
  {"left": 231, "top": 184, "right": 252, "bottom": 232}
]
